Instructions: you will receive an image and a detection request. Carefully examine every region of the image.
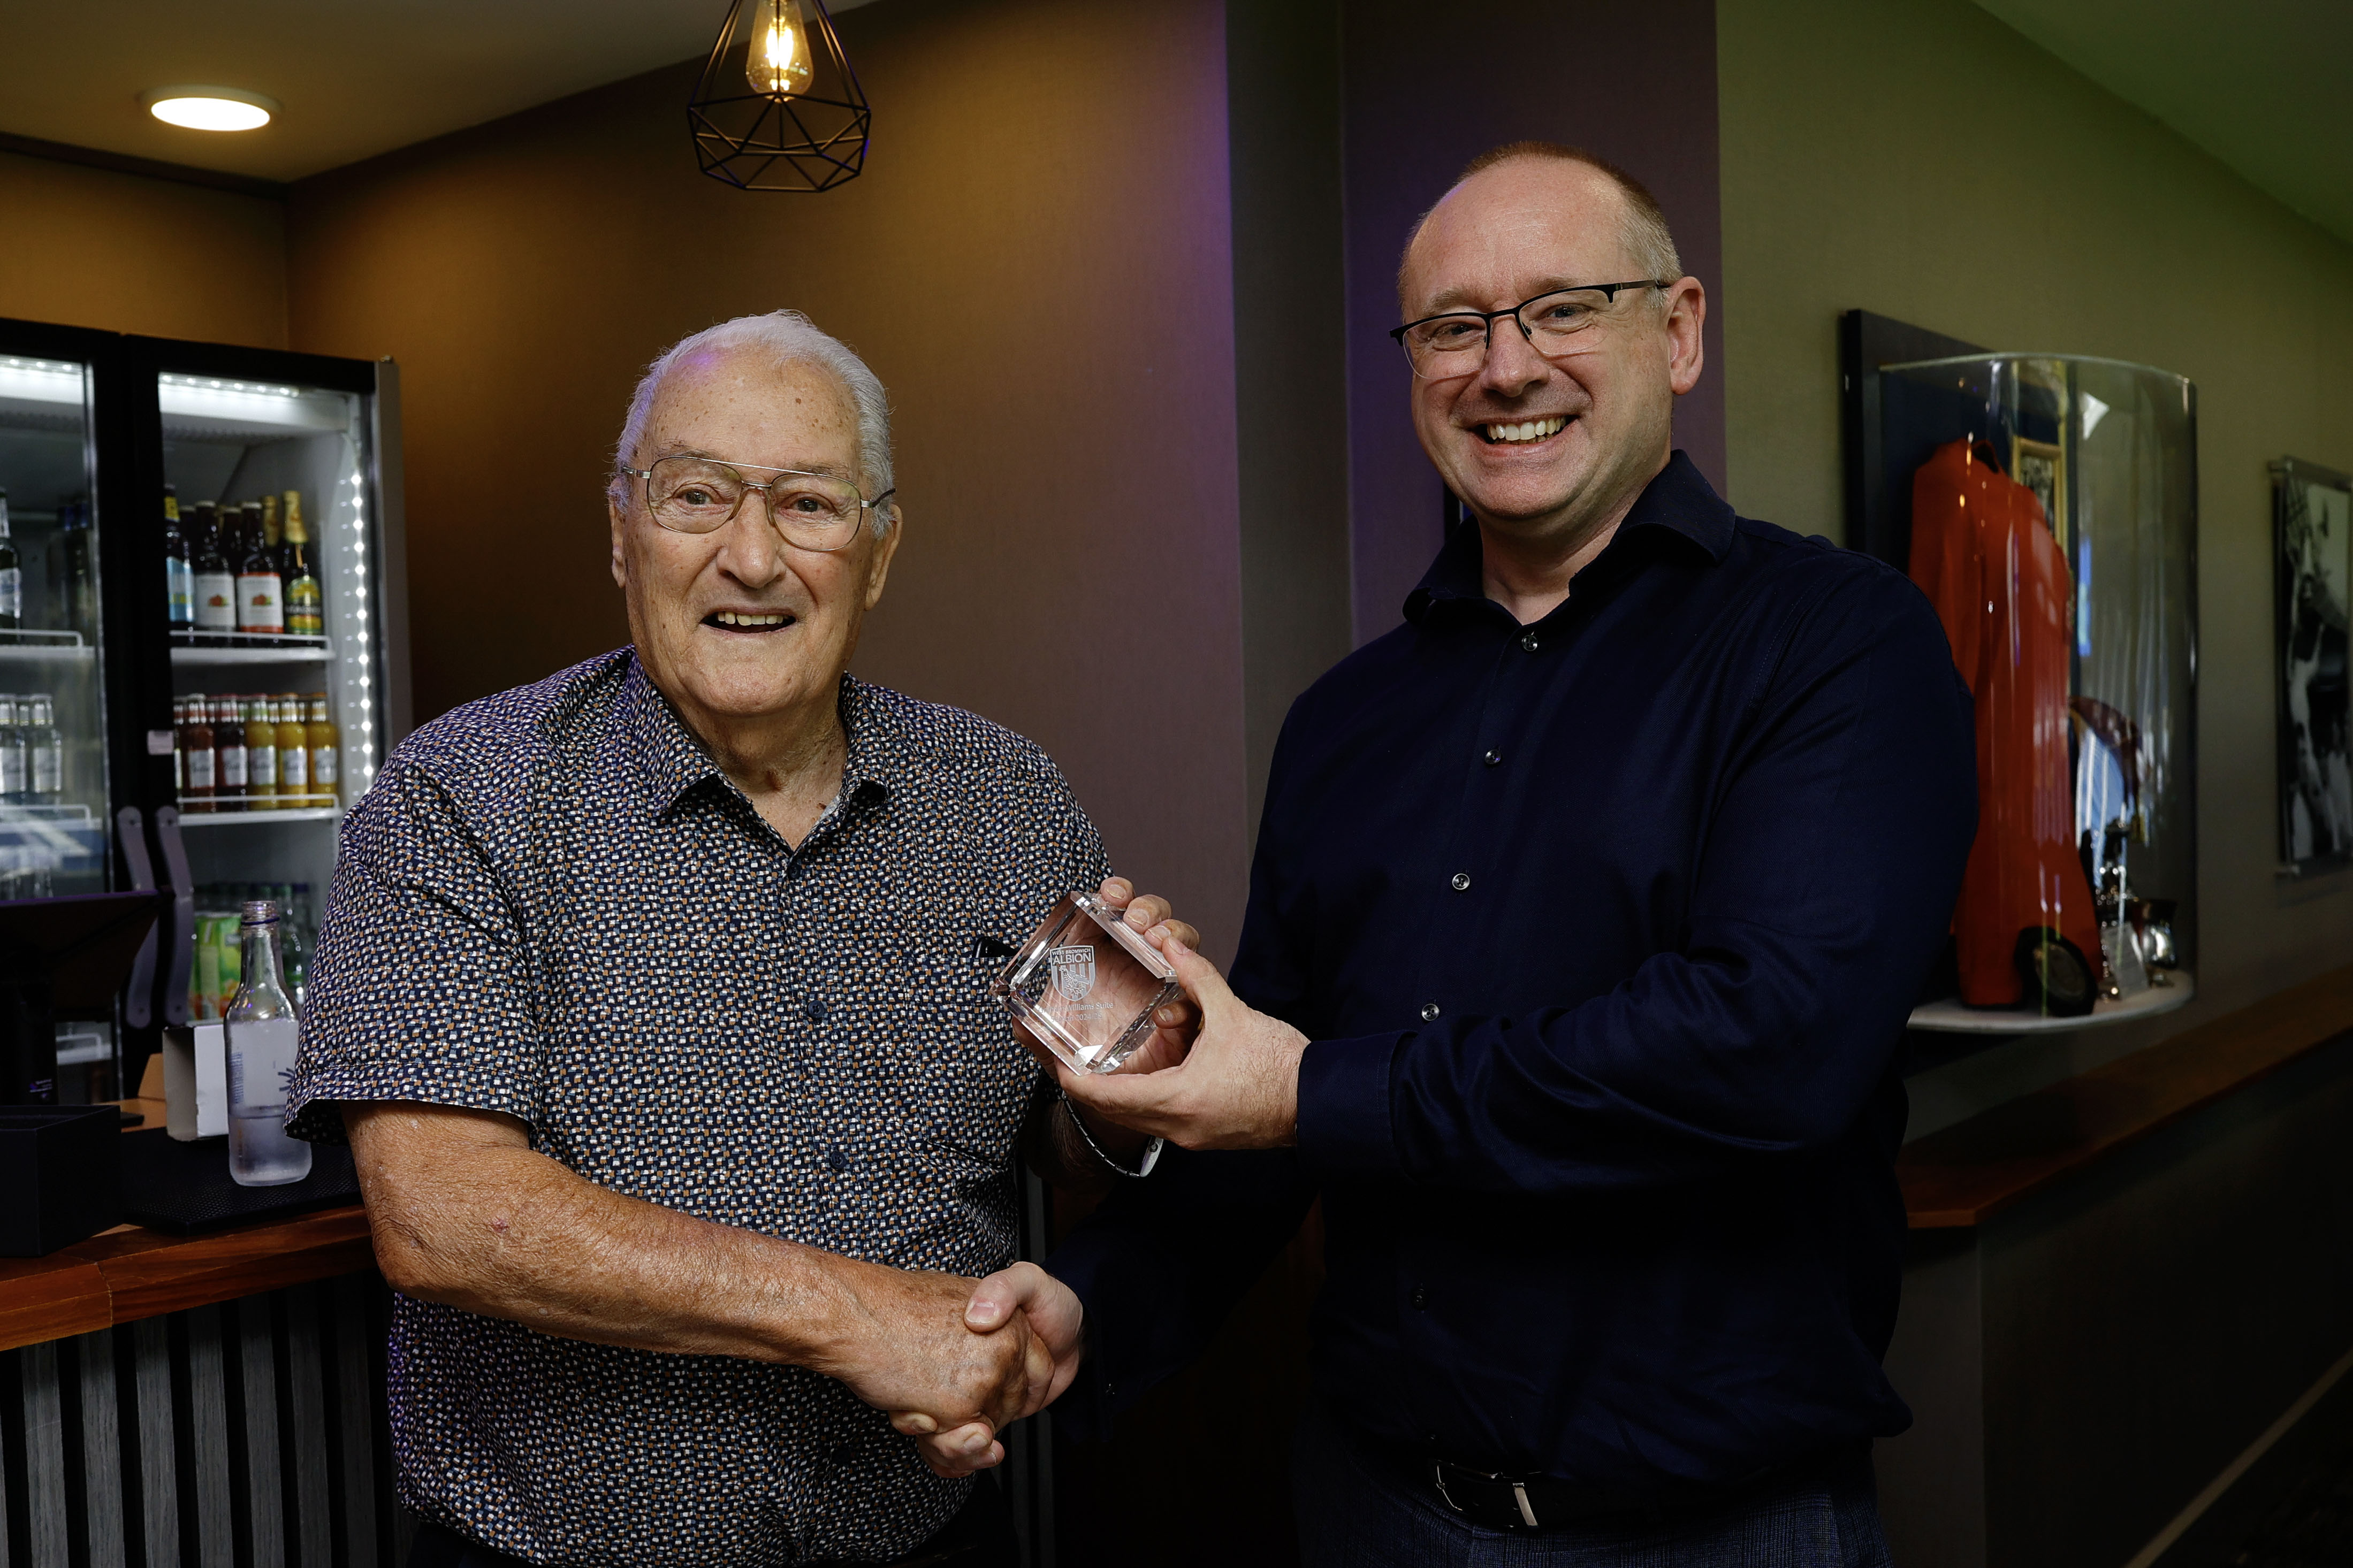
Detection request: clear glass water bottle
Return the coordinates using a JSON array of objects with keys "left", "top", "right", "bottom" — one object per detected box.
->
[
  {"left": 0, "top": 695, "right": 25, "bottom": 805},
  {"left": 225, "top": 898, "right": 311, "bottom": 1186},
  {"left": 23, "top": 693, "right": 60, "bottom": 801}
]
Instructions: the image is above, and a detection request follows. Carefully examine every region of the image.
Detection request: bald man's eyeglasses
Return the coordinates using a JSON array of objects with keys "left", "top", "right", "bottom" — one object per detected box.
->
[
  {"left": 618, "top": 455, "right": 895, "bottom": 552},
  {"left": 1391, "top": 281, "right": 1669, "bottom": 379}
]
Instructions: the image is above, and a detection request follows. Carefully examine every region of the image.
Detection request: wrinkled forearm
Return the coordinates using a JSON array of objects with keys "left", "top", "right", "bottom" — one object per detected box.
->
[{"left": 349, "top": 1110, "right": 875, "bottom": 1373}]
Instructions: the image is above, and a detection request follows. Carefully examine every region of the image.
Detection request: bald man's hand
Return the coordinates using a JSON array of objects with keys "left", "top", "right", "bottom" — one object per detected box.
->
[{"left": 1046, "top": 938, "right": 1305, "bottom": 1150}]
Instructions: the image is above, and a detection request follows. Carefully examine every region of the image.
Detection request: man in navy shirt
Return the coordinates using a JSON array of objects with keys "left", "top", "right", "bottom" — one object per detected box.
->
[{"left": 994, "top": 142, "right": 1976, "bottom": 1562}]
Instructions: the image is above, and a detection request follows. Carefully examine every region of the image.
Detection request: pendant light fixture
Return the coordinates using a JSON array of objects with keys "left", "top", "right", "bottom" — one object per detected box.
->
[{"left": 688, "top": 0, "right": 870, "bottom": 192}]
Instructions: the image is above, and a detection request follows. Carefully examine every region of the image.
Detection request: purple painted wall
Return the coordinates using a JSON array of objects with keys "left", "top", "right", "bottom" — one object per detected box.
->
[{"left": 1339, "top": 0, "right": 1727, "bottom": 643}]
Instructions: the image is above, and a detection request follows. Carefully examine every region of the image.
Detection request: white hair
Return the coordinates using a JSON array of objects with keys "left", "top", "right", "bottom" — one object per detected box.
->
[{"left": 608, "top": 310, "right": 898, "bottom": 535}]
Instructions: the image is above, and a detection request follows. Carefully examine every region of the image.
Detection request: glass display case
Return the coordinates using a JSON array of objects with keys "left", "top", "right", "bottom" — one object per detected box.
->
[{"left": 1869, "top": 353, "right": 2197, "bottom": 1032}]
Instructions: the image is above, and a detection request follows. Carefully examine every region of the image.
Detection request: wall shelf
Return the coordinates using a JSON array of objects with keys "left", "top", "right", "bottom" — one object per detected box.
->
[{"left": 1908, "top": 975, "right": 2195, "bottom": 1035}]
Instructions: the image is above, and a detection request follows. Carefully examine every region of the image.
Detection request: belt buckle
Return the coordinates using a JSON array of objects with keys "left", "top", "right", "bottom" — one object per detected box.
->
[{"left": 1431, "top": 1460, "right": 1542, "bottom": 1531}]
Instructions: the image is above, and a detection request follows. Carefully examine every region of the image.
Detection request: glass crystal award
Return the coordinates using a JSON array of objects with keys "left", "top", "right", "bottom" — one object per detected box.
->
[{"left": 991, "top": 890, "right": 1182, "bottom": 1074}]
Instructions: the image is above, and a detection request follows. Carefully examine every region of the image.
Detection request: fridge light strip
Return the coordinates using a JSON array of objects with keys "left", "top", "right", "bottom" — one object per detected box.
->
[
  {"left": 159, "top": 377, "right": 345, "bottom": 430},
  {"left": 336, "top": 465, "right": 379, "bottom": 787},
  {"left": 158, "top": 372, "right": 304, "bottom": 398},
  {"left": 0, "top": 358, "right": 84, "bottom": 406}
]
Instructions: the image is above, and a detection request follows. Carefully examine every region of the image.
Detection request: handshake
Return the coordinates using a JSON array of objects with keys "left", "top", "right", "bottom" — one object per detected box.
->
[
  {"left": 836, "top": 876, "right": 1314, "bottom": 1478},
  {"left": 827, "top": 1259, "right": 1082, "bottom": 1480}
]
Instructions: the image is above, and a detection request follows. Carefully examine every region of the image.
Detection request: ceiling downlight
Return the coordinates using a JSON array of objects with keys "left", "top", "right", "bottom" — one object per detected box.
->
[{"left": 141, "top": 85, "right": 278, "bottom": 132}]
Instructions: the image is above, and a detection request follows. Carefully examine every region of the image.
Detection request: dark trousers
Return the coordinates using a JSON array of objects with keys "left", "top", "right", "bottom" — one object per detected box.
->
[
  {"left": 1290, "top": 1402, "right": 1893, "bottom": 1567},
  {"left": 407, "top": 1473, "right": 1017, "bottom": 1567}
]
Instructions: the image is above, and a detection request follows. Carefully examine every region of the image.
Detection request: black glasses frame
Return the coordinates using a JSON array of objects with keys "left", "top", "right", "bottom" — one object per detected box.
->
[{"left": 1389, "top": 280, "right": 1669, "bottom": 374}]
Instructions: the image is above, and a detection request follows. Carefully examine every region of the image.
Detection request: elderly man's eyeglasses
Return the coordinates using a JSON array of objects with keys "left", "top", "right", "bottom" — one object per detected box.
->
[
  {"left": 619, "top": 455, "right": 895, "bottom": 553},
  {"left": 1390, "top": 281, "right": 1669, "bottom": 379}
]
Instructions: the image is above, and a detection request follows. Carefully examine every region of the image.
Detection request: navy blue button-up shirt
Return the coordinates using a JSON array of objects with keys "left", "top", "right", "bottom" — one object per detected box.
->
[{"left": 1050, "top": 453, "right": 1976, "bottom": 1496}]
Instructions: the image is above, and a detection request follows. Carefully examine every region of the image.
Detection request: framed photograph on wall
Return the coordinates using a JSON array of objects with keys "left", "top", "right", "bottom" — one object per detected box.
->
[
  {"left": 2013, "top": 434, "right": 2067, "bottom": 550},
  {"left": 2275, "top": 457, "right": 2353, "bottom": 873}
]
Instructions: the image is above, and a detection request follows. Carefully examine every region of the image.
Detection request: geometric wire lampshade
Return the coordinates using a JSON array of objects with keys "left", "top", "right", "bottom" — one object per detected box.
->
[{"left": 689, "top": 0, "right": 870, "bottom": 192}]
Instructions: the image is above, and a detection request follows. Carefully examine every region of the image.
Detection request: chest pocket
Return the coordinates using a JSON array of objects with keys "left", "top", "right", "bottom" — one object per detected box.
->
[{"left": 886, "top": 908, "right": 1037, "bottom": 1175}]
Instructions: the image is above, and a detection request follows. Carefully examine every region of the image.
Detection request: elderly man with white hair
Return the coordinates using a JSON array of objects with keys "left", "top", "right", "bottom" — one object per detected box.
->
[{"left": 286, "top": 311, "right": 1183, "bottom": 1568}]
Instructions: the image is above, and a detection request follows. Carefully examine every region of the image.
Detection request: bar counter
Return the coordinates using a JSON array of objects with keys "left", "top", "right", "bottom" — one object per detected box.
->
[
  {"left": 1898, "top": 962, "right": 2353, "bottom": 1227},
  {"left": 0, "top": 1204, "right": 371, "bottom": 1355}
]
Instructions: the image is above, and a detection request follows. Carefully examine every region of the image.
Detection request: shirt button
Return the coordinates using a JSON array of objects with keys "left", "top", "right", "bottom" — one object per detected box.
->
[
  {"left": 1411, "top": 1285, "right": 1430, "bottom": 1310},
  {"left": 804, "top": 998, "right": 827, "bottom": 1023},
  {"left": 829, "top": 1441, "right": 859, "bottom": 1465},
  {"left": 1483, "top": 750, "right": 1502, "bottom": 766},
  {"left": 1450, "top": 872, "right": 1471, "bottom": 892},
  {"left": 1420, "top": 1002, "right": 1441, "bottom": 1022},
  {"left": 826, "top": 1146, "right": 849, "bottom": 1173},
  {"left": 1519, "top": 630, "right": 1540, "bottom": 653}
]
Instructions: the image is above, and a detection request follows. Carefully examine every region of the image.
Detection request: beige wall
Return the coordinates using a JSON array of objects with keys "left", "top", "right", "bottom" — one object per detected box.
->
[
  {"left": 1717, "top": 0, "right": 2353, "bottom": 1128},
  {"left": 0, "top": 150, "right": 287, "bottom": 347},
  {"left": 284, "top": 0, "right": 1254, "bottom": 952}
]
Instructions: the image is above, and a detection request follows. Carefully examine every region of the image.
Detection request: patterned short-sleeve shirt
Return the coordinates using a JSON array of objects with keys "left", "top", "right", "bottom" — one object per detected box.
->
[{"left": 287, "top": 649, "right": 1108, "bottom": 1566}]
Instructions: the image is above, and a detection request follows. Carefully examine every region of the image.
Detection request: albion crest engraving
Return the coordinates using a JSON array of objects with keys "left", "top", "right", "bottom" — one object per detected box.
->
[{"left": 1048, "top": 944, "right": 1096, "bottom": 1003}]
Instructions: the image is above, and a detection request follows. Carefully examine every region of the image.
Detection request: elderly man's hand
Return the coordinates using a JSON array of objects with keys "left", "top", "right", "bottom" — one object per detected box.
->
[
  {"left": 817, "top": 1263, "right": 1057, "bottom": 1459},
  {"left": 892, "top": 1263, "right": 1083, "bottom": 1478},
  {"left": 1050, "top": 939, "right": 1307, "bottom": 1150}
]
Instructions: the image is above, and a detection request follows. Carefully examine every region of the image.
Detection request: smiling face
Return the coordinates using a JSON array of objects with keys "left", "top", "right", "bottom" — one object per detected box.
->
[
  {"left": 608, "top": 348, "right": 898, "bottom": 739},
  {"left": 1399, "top": 157, "right": 1704, "bottom": 553}
]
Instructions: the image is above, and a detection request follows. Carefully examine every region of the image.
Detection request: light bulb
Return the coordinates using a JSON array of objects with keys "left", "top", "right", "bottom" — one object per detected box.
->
[{"left": 744, "top": 0, "right": 814, "bottom": 97}]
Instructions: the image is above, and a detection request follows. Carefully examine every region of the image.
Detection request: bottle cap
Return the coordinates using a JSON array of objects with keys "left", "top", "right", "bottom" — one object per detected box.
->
[{"left": 240, "top": 899, "right": 279, "bottom": 925}]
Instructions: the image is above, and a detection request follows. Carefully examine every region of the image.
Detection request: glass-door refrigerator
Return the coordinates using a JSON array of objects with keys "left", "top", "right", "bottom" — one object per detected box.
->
[{"left": 0, "top": 316, "right": 410, "bottom": 1109}]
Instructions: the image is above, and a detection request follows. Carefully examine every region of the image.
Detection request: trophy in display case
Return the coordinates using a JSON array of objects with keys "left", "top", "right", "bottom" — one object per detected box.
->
[
  {"left": 1846, "top": 328, "right": 2198, "bottom": 1034},
  {"left": 991, "top": 890, "right": 1181, "bottom": 1074}
]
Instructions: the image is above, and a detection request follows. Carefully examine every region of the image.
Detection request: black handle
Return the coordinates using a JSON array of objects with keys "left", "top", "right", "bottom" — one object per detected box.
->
[
  {"left": 152, "top": 807, "right": 194, "bottom": 1029},
  {"left": 115, "top": 807, "right": 157, "bottom": 1029}
]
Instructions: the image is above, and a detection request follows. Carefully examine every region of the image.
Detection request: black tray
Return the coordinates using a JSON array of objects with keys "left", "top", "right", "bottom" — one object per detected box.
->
[{"left": 120, "top": 1128, "right": 360, "bottom": 1234}]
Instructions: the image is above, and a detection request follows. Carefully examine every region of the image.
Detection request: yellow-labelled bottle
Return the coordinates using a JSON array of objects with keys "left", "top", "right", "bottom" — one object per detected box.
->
[
  {"left": 243, "top": 695, "right": 278, "bottom": 808},
  {"left": 280, "top": 493, "right": 323, "bottom": 638},
  {"left": 275, "top": 695, "right": 313, "bottom": 807},
  {"left": 305, "top": 693, "right": 341, "bottom": 807}
]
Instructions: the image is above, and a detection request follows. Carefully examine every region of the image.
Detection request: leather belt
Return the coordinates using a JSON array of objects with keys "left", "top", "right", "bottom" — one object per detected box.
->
[{"left": 1356, "top": 1427, "right": 1863, "bottom": 1534}]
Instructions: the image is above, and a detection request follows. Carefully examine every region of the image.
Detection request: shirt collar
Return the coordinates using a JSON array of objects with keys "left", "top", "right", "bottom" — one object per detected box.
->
[
  {"left": 621, "top": 655, "right": 907, "bottom": 820},
  {"left": 1404, "top": 449, "right": 1736, "bottom": 625}
]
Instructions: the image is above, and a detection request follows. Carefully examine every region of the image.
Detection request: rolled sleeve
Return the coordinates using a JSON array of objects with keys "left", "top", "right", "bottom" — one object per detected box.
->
[{"left": 286, "top": 760, "right": 543, "bottom": 1144}]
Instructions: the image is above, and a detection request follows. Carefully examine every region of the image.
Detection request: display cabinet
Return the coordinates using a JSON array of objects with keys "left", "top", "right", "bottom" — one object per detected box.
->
[{"left": 1855, "top": 342, "right": 2197, "bottom": 1032}]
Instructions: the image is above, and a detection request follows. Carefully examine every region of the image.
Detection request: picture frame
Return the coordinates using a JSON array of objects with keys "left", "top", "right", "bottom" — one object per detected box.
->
[
  {"left": 2274, "top": 457, "right": 2353, "bottom": 874},
  {"left": 2012, "top": 434, "right": 2067, "bottom": 552}
]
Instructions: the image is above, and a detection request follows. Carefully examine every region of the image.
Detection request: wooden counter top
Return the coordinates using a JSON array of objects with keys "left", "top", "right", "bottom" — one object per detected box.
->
[
  {"left": 0, "top": 1204, "right": 372, "bottom": 1352},
  {"left": 1899, "top": 965, "right": 2353, "bottom": 1228}
]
